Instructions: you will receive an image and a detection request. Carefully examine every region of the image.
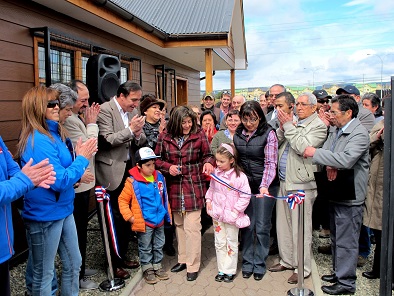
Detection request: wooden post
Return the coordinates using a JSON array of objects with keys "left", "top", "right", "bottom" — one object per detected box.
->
[
  {"left": 205, "top": 48, "right": 213, "bottom": 93},
  {"left": 230, "top": 69, "right": 235, "bottom": 97}
]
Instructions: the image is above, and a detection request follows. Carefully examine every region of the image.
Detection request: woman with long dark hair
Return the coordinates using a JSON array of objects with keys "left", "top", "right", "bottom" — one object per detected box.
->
[{"left": 233, "top": 100, "right": 278, "bottom": 281}]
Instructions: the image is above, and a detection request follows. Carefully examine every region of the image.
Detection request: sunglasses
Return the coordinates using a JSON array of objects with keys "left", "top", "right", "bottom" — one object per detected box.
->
[
  {"left": 47, "top": 99, "right": 60, "bottom": 108},
  {"left": 204, "top": 97, "right": 214, "bottom": 101},
  {"left": 317, "top": 99, "right": 329, "bottom": 104}
]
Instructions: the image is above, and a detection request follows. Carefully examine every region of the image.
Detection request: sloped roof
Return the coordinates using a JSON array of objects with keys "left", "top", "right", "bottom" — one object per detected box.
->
[{"left": 109, "top": 0, "right": 234, "bottom": 35}]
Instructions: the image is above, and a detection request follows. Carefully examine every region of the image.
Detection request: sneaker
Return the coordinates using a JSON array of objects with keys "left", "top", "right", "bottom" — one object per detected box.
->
[
  {"left": 357, "top": 255, "right": 368, "bottom": 267},
  {"left": 144, "top": 268, "right": 159, "bottom": 284},
  {"left": 84, "top": 268, "right": 99, "bottom": 277},
  {"left": 79, "top": 277, "right": 99, "bottom": 290},
  {"left": 154, "top": 268, "right": 169, "bottom": 280}
]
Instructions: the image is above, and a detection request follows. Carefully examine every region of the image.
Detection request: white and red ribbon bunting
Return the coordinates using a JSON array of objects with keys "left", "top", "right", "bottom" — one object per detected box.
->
[{"left": 95, "top": 186, "right": 122, "bottom": 259}]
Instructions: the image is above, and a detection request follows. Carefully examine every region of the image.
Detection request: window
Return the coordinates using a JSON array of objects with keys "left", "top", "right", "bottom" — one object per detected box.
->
[
  {"left": 120, "top": 63, "right": 130, "bottom": 84},
  {"left": 32, "top": 28, "right": 142, "bottom": 87},
  {"left": 38, "top": 46, "right": 73, "bottom": 85}
]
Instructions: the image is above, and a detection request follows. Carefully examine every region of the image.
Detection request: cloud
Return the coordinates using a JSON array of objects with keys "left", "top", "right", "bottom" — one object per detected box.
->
[{"left": 205, "top": 0, "right": 394, "bottom": 91}]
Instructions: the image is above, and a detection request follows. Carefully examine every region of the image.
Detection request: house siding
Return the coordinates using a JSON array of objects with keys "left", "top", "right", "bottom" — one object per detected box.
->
[{"left": 0, "top": 0, "right": 201, "bottom": 153}]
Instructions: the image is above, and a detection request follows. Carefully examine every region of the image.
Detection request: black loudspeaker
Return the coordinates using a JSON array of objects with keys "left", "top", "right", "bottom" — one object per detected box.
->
[{"left": 86, "top": 54, "right": 121, "bottom": 104}]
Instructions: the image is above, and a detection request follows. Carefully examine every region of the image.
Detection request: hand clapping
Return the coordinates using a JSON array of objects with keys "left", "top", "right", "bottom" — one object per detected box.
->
[
  {"left": 75, "top": 138, "right": 98, "bottom": 159},
  {"left": 21, "top": 158, "right": 56, "bottom": 189}
]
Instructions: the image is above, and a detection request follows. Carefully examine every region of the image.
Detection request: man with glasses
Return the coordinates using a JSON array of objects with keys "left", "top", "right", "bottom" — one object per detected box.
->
[
  {"left": 304, "top": 95, "right": 369, "bottom": 295},
  {"left": 317, "top": 85, "right": 374, "bottom": 261},
  {"left": 96, "top": 81, "right": 146, "bottom": 280},
  {"left": 266, "top": 84, "right": 286, "bottom": 121},
  {"left": 269, "top": 92, "right": 327, "bottom": 284}
]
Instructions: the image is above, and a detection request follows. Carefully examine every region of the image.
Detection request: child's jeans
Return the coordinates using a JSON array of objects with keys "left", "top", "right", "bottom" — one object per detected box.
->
[{"left": 137, "top": 225, "right": 165, "bottom": 272}]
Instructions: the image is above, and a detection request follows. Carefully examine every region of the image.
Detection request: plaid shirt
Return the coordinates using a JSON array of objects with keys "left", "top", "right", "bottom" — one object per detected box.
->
[{"left": 155, "top": 128, "right": 215, "bottom": 212}]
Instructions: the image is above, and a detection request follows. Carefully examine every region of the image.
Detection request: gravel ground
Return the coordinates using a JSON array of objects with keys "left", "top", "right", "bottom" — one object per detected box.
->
[
  {"left": 312, "top": 230, "right": 380, "bottom": 296},
  {"left": 10, "top": 217, "right": 381, "bottom": 296},
  {"left": 10, "top": 215, "right": 139, "bottom": 296}
]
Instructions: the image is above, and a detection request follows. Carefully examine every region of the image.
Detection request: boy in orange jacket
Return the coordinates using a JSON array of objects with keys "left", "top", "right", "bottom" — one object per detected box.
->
[{"left": 119, "top": 147, "right": 172, "bottom": 284}]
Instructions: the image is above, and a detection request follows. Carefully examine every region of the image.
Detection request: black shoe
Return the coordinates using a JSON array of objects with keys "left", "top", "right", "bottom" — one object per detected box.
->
[
  {"left": 215, "top": 273, "right": 225, "bottom": 282},
  {"left": 321, "top": 283, "right": 354, "bottom": 295},
  {"left": 321, "top": 274, "right": 338, "bottom": 283},
  {"left": 268, "top": 244, "right": 279, "bottom": 255},
  {"left": 223, "top": 274, "right": 235, "bottom": 283},
  {"left": 253, "top": 273, "right": 264, "bottom": 281},
  {"left": 362, "top": 271, "right": 379, "bottom": 279},
  {"left": 186, "top": 272, "right": 198, "bottom": 281},
  {"left": 171, "top": 263, "right": 186, "bottom": 273},
  {"left": 163, "top": 244, "right": 176, "bottom": 256},
  {"left": 318, "top": 244, "right": 332, "bottom": 255},
  {"left": 242, "top": 271, "right": 253, "bottom": 278}
]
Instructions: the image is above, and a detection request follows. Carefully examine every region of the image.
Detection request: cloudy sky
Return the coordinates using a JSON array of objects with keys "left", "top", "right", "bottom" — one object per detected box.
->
[{"left": 202, "top": 0, "right": 394, "bottom": 91}]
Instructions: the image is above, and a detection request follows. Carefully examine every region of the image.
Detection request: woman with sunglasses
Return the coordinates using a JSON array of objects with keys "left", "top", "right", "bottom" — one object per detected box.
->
[
  {"left": 16, "top": 86, "right": 97, "bottom": 296},
  {"left": 233, "top": 100, "right": 278, "bottom": 281}
]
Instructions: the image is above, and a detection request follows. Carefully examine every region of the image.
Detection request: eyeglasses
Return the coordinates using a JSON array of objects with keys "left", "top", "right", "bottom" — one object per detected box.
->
[
  {"left": 295, "top": 102, "right": 313, "bottom": 108},
  {"left": 329, "top": 110, "right": 346, "bottom": 116},
  {"left": 241, "top": 117, "right": 259, "bottom": 124},
  {"left": 317, "top": 99, "right": 329, "bottom": 104},
  {"left": 47, "top": 99, "right": 60, "bottom": 108}
]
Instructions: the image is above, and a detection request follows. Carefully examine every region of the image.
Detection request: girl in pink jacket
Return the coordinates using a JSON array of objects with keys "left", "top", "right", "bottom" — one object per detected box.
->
[{"left": 205, "top": 143, "right": 251, "bottom": 283}]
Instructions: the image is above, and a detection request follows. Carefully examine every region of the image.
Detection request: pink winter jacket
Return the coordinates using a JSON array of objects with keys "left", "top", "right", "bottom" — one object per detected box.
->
[{"left": 205, "top": 168, "right": 251, "bottom": 228}]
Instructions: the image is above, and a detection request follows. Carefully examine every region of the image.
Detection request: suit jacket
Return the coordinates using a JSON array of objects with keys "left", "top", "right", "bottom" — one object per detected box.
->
[
  {"left": 276, "top": 112, "right": 327, "bottom": 190},
  {"left": 63, "top": 113, "right": 99, "bottom": 193},
  {"left": 95, "top": 97, "right": 146, "bottom": 191},
  {"left": 313, "top": 118, "right": 370, "bottom": 206}
]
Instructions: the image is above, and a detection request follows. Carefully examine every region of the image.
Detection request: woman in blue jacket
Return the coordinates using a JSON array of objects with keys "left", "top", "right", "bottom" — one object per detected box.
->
[
  {"left": 16, "top": 86, "right": 97, "bottom": 296},
  {"left": 0, "top": 137, "right": 55, "bottom": 296}
]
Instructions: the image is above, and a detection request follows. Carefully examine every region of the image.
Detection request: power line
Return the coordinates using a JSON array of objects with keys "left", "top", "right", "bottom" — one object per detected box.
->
[
  {"left": 247, "top": 31, "right": 388, "bottom": 46},
  {"left": 246, "top": 12, "right": 394, "bottom": 28},
  {"left": 248, "top": 41, "right": 394, "bottom": 56}
]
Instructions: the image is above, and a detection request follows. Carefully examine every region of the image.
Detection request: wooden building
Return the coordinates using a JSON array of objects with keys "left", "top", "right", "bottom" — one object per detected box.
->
[
  {"left": 0, "top": 0, "right": 247, "bottom": 153},
  {"left": 0, "top": 0, "right": 246, "bottom": 261}
]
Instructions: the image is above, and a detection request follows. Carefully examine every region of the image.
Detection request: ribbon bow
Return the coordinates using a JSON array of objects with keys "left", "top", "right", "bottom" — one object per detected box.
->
[
  {"left": 95, "top": 186, "right": 121, "bottom": 258},
  {"left": 286, "top": 190, "right": 305, "bottom": 209}
]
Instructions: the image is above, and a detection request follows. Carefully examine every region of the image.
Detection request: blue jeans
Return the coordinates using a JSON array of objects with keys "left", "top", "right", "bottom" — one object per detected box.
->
[
  {"left": 25, "top": 248, "right": 58, "bottom": 296},
  {"left": 241, "top": 195, "right": 276, "bottom": 274},
  {"left": 24, "top": 214, "right": 82, "bottom": 296},
  {"left": 137, "top": 225, "right": 165, "bottom": 272}
]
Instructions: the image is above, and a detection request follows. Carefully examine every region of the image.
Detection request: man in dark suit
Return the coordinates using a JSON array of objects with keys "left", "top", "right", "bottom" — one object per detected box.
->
[{"left": 95, "top": 81, "right": 146, "bottom": 279}]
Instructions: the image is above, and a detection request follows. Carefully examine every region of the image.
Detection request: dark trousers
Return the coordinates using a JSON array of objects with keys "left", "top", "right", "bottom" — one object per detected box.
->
[
  {"left": 371, "top": 229, "right": 381, "bottom": 273},
  {"left": 0, "top": 260, "right": 10, "bottom": 296},
  {"left": 312, "top": 194, "right": 330, "bottom": 230},
  {"left": 329, "top": 203, "right": 363, "bottom": 292},
  {"left": 73, "top": 190, "right": 91, "bottom": 279},
  {"left": 359, "top": 225, "right": 371, "bottom": 258}
]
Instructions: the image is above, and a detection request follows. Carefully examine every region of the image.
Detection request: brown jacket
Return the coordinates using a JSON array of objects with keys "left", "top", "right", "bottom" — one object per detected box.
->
[{"left": 363, "top": 120, "right": 384, "bottom": 230}]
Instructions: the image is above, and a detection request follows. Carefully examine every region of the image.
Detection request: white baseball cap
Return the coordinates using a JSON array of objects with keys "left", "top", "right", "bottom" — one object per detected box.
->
[{"left": 135, "top": 147, "right": 160, "bottom": 163}]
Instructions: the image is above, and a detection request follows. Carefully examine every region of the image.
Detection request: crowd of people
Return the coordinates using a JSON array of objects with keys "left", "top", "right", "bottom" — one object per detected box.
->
[{"left": 0, "top": 79, "right": 390, "bottom": 296}]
